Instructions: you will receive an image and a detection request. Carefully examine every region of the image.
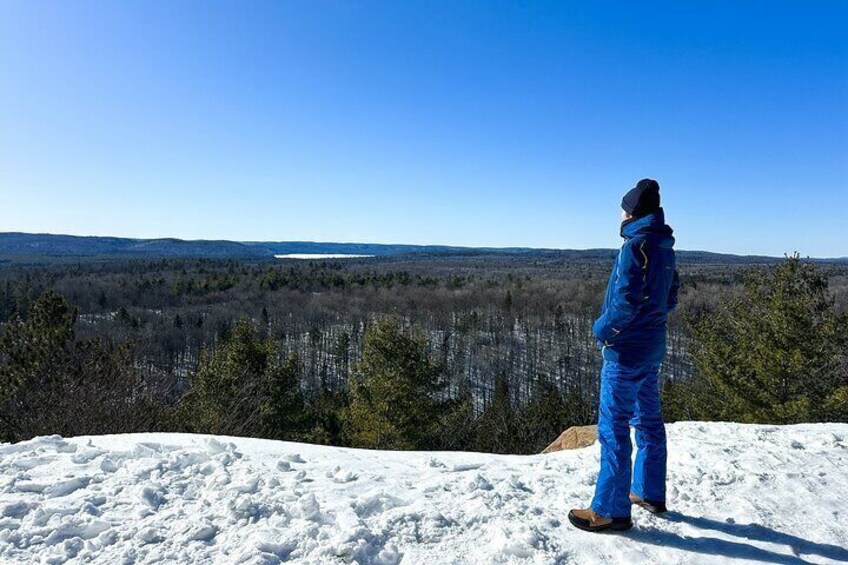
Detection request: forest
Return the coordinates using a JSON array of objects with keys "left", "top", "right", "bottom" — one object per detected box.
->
[{"left": 1, "top": 252, "right": 846, "bottom": 453}]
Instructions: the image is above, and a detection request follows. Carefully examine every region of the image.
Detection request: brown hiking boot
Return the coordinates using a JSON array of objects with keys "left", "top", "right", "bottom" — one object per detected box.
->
[
  {"left": 629, "top": 493, "right": 667, "bottom": 514},
  {"left": 568, "top": 508, "right": 632, "bottom": 532}
]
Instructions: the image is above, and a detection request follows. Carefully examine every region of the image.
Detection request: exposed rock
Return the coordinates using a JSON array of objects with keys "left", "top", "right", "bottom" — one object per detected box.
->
[{"left": 542, "top": 425, "right": 597, "bottom": 453}]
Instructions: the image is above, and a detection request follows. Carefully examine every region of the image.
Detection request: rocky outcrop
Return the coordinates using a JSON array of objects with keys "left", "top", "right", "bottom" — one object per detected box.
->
[{"left": 542, "top": 425, "right": 597, "bottom": 453}]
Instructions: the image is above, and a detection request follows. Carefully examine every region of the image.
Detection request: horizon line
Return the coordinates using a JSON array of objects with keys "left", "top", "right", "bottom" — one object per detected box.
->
[{"left": 1, "top": 231, "right": 844, "bottom": 262}]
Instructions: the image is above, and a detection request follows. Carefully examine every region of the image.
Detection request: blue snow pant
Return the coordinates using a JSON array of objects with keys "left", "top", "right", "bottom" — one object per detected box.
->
[{"left": 590, "top": 359, "right": 667, "bottom": 519}]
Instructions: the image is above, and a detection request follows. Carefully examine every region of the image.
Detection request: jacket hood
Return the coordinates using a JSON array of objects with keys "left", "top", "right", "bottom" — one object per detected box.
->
[{"left": 620, "top": 207, "right": 675, "bottom": 248}]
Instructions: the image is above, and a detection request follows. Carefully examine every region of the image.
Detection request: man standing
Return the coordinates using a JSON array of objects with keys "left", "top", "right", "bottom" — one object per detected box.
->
[{"left": 569, "top": 179, "right": 680, "bottom": 532}]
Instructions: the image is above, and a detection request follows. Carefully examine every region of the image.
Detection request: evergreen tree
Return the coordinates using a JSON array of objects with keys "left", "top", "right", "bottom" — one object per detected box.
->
[
  {"left": 343, "top": 317, "right": 446, "bottom": 450},
  {"left": 661, "top": 372, "right": 724, "bottom": 422},
  {"left": 434, "top": 381, "right": 475, "bottom": 451},
  {"left": 0, "top": 291, "right": 158, "bottom": 442},
  {"left": 333, "top": 331, "right": 351, "bottom": 386},
  {"left": 502, "top": 290, "right": 513, "bottom": 312},
  {"left": 116, "top": 306, "right": 138, "bottom": 329},
  {"left": 519, "top": 377, "right": 573, "bottom": 453},
  {"left": 261, "top": 352, "right": 310, "bottom": 441},
  {"left": 183, "top": 319, "right": 312, "bottom": 439},
  {"left": 0, "top": 291, "right": 75, "bottom": 440},
  {"left": 474, "top": 373, "right": 518, "bottom": 453},
  {"left": 689, "top": 255, "right": 847, "bottom": 424},
  {"left": 306, "top": 386, "right": 349, "bottom": 446}
]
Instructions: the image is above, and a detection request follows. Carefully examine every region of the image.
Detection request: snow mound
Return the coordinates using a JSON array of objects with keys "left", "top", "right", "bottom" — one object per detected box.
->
[{"left": 1, "top": 423, "right": 847, "bottom": 564}]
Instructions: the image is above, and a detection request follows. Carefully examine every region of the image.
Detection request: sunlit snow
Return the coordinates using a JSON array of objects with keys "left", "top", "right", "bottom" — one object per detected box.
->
[{"left": 1, "top": 423, "right": 847, "bottom": 564}]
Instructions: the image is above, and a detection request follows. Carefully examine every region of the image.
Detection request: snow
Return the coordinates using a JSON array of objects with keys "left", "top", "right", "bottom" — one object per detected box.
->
[
  {"left": 274, "top": 254, "right": 375, "bottom": 260},
  {"left": 1, "top": 423, "right": 847, "bottom": 564}
]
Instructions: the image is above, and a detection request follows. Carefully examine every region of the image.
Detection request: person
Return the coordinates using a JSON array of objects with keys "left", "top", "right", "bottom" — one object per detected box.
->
[{"left": 568, "top": 178, "right": 680, "bottom": 533}]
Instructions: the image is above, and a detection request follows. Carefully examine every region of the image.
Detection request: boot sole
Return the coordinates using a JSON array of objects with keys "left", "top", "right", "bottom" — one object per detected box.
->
[
  {"left": 568, "top": 512, "right": 633, "bottom": 532},
  {"left": 633, "top": 500, "right": 667, "bottom": 515}
]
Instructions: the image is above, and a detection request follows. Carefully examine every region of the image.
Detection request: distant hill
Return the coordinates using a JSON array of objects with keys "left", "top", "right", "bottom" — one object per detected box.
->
[
  {"left": 0, "top": 232, "right": 550, "bottom": 261},
  {"left": 245, "top": 240, "right": 539, "bottom": 257},
  {"left": 0, "top": 233, "right": 263, "bottom": 259},
  {"left": 0, "top": 232, "right": 844, "bottom": 265}
]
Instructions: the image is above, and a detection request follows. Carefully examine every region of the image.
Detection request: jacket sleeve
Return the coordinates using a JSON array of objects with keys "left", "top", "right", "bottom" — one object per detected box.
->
[
  {"left": 667, "top": 269, "right": 681, "bottom": 312},
  {"left": 593, "top": 239, "right": 648, "bottom": 343}
]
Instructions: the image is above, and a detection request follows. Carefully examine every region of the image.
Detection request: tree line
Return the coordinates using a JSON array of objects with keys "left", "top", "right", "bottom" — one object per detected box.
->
[{"left": 1, "top": 254, "right": 846, "bottom": 451}]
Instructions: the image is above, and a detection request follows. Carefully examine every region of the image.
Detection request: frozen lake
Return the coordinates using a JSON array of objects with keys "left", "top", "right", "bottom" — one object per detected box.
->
[{"left": 274, "top": 253, "right": 375, "bottom": 259}]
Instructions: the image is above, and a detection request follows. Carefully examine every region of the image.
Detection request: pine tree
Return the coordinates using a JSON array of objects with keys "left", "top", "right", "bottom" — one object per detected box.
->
[
  {"left": 661, "top": 372, "right": 723, "bottom": 422},
  {"left": 0, "top": 291, "right": 157, "bottom": 442},
  {"left": 183, "top": 319, "right": 303, "bottom": 436},
  {"left": 520, "top": 377, "right": 572, "bottom": 453},
  {"left": 306, "top": 386, "right": 348, "bottom": 446},
  {"left": 502, "top": 290, "right": 513, "bottom": 312},
  {"left": 435, "top": 381, "right": 475, "bottom": 451},
  {"left": 333, "top": 331, "right": 351, "bottom": 386},
  {"left": 689, "top": 255, "right": 847, "bottom": 424},
  {"left": 261, "top": 352, "right": 310, "bottom": 441},
  {"left": 343, "top": 317, "right": 446, "bottom": 450},
  {"left": 0, "top": 291, "right": 75, "bottom": 440},
  {"left": 474, "top": 373, "right": 518, "bottom": 453}
]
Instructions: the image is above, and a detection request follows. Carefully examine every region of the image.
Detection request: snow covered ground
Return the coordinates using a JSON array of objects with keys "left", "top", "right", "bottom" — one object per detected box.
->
[
  {"left": 1, "top": 423, "right": 847, "bottom": 564},
  {"left": 274, "top": 254, "right": 375, "bottom": 260}
]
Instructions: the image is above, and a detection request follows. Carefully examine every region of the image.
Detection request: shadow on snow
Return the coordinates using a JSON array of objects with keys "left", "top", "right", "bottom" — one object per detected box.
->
[{"left": 626, "top": 511, "right": 848, "bottom": 564}]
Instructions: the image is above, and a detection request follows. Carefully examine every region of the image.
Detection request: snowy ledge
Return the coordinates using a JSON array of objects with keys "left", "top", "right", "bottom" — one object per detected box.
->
[{"left": 1, "top": 422, "right": 847, "bottom": 564}]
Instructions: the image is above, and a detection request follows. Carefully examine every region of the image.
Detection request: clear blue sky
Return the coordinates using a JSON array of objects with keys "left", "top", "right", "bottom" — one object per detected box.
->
[{"left": 1, "top": 1, "right": 846, "bottom": 256}]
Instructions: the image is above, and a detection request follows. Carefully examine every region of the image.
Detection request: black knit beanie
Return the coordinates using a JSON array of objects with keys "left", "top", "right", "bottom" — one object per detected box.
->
[{"left": 622, "top": 178, "right": 660, "bottom": 217}]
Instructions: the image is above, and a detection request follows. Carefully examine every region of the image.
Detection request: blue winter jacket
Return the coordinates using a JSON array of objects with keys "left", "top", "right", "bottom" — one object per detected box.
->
[{"left": 593, "top": 208, "right": 680, "bottom": 366}]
